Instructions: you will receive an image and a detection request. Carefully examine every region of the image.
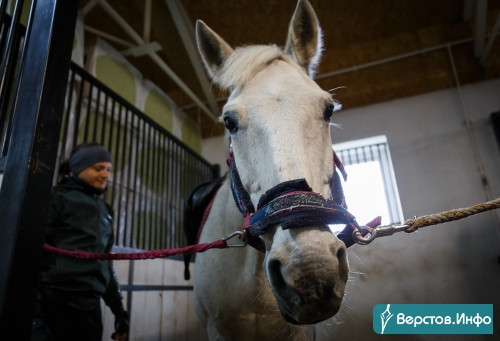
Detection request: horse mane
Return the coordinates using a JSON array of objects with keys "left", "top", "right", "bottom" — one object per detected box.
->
[{"left": 214, "top": 45, "right": 301, "bottom": 90}]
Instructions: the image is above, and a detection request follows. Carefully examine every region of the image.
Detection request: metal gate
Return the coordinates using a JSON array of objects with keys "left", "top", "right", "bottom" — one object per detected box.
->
[
  {"left": 0, "top": 0, "right": 218, "bottom": 338},
  {"left": 0, "top": 0, "right": 79, "bottom": 338},
  {"left": 60, "top": 62, "right": 219, "bottom": 251}
]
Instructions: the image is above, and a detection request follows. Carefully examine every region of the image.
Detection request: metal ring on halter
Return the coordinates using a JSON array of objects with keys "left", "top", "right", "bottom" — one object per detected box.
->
[
  {"left": 353, "top": 223, "right": 411, "bottom": 245},
  {"left": 222, "top": 231, "right": 248, "bottom": 248}
]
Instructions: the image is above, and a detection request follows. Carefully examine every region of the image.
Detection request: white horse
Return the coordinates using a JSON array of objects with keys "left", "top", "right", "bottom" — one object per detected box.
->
[{"left": 194, "top": 1, "right": 351, "bottom": 340}]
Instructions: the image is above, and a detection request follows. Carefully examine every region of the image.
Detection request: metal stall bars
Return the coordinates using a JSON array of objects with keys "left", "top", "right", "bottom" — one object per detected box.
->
[
  {"left": 0, "top": 0, "right": 78, "bottom": 338},
  {"left": 59, "top": 62, "right": 219, "bottom": 252}
]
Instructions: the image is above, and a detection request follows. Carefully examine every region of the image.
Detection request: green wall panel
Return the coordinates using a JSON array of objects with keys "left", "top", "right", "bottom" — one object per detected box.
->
[
  {"left": 144, "top": 88, "right": 174, "bottom": 133},
  {"left": 181, "top": 117, "right": 201, "bottom": 154},
  {"left": 95, "top": 55, "right": 136, "bottom": 105}
]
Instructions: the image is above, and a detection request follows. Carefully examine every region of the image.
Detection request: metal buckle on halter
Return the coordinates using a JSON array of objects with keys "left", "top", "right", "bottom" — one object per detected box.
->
[
  {"left": 352, "top": 222, "right": 413, "bottom": 245},
  {"left": 222, "top": 231, "right": 248, "bottom": 248}
]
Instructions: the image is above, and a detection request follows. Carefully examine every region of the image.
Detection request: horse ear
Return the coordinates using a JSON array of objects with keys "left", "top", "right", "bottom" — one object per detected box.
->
[
  {"left": 196, "top": 20, "right": 234, "bottom": 81},
  {"left": 284, "top": 0, "right": 323, "bottom": 77}
]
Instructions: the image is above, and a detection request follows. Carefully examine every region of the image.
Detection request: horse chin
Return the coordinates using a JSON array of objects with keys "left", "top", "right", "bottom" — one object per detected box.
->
[
  {"left": 279, "top": 303, "right": 342, "bottom": 325},
  {"left": 273, "top": 285, "right": 344, "bottom": 325}
]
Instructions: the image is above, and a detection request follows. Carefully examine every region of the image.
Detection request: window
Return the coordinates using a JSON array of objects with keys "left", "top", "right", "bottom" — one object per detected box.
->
[{"left": 331, "top": 135, "right": 404, "bottom": 232}]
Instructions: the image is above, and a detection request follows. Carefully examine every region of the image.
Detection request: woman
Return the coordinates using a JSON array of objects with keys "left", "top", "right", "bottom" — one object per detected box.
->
[{"left": 36, "top": 143, "right": 129, "bottom": 341}]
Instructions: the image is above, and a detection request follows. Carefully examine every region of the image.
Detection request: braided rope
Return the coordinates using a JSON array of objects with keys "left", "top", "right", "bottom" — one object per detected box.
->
[
  {"left": 44, "top": 198, "right": 500, "bottom": 259},
  {"left": 405, "top": 198, "right": 500, "bottom": 232}
]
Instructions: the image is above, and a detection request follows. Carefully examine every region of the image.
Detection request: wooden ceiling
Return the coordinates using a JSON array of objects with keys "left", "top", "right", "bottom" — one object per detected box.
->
[{"left": 80, "top": 0, "right": 500, "bottom": 138}]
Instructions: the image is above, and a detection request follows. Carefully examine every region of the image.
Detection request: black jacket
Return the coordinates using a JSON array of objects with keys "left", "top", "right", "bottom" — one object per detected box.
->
[{"left": 41, "top": 176, "right": 123, "bottom": 312}]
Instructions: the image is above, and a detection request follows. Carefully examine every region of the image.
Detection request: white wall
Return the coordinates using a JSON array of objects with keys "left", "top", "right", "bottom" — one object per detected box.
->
[
  {"left": 201, "top": 134, "right": 229, "bottom": 175},
  {"left": 201, "top": 78, "right": 500, "bottom": 340},
  {"left": 101, "top": 259, "right": 208, "bottom": 341}
]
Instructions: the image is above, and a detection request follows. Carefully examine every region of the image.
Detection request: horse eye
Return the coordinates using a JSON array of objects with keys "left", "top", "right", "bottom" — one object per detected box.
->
[
  {"left": 223, "top": 115, "right": 239, "bottom": 134},
  {"left": 323, "top": 104, "right": 334, "bottom": 121}
]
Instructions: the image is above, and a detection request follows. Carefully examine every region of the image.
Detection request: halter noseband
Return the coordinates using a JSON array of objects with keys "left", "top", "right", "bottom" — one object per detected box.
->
[{"left": 227, "top": 139, "right": 372, "bottom": 252}]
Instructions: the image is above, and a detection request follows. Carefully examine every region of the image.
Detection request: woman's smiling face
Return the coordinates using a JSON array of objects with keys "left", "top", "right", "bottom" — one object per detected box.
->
[{"left": 77, "top": 161, "right": 112, "bottom": 190}]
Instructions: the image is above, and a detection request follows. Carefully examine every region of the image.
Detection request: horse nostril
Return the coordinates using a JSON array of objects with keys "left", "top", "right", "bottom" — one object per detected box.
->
[
  {"left": 335, "top": 244, "right": 348, "bottom": 281},
  {"left": 337, "top": 245, "right": 346, "bottom": 262},
  {"left": 268, "top": 258, "right": 287, "bottom": 291}
]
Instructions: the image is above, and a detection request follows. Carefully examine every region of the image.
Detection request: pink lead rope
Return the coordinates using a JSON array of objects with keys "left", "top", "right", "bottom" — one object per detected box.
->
[{"left": 43, "top": 240, "right": 228, "bottom": 260}]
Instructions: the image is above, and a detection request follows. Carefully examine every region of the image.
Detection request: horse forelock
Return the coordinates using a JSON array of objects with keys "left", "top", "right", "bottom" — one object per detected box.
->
[{"left": 214, "top": 45, "right": 300, "bottom": 90}]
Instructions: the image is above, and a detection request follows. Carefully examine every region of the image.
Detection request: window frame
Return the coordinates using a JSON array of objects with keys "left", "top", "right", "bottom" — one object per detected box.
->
[{"left": 333, "top": 135, "right": 404, "bottom": 225}]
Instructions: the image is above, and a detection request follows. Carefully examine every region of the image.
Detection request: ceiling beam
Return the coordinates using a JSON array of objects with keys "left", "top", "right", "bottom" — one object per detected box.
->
[
  {"left": 97, "top": 0, "right": 143, "bottom": 44},
  {"left": 165, "top": 0, "right": 220, "bottom": 118},
  {"left": 89, "top": 0, "right": 217, "bottom": 122},
  {"left": 121, "top": 41, "right": 162, "bottom": 57},
  {"left": 470, "top": 0, "right": 499, "bottom": 67},
  {"left": 473, "top": 0, "right": 487, "bottom": 58},
  {"left": 462, "top": 0, "right": 475, "bottom": 21},
  {"left": 84, "top": 25, "right": 135, "bottom": 48},
  {"left": 81, "top": 0, "right": 99, "bottom": 16},
  {"left": 480, "top": 11, "right": 500, "bottom": 66},
  {"left": 143, "top": 0, "right": 152, "bottom": 43},
  {"left": 316, "top": 38, "right": 474, "bottom": 79}
]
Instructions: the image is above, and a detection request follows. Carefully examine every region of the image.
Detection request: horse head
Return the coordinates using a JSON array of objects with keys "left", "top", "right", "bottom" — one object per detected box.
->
[{"left": 196, "top": 0, "right": 348, "bottom": 325}]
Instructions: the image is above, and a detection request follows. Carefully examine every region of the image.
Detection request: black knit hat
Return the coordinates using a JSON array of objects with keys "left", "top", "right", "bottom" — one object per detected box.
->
[{"left": 69, "top": 144, "right": 112, "bottom": 174}]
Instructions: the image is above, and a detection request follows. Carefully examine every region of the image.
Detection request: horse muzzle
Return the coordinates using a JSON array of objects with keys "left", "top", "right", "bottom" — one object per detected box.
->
[{"left": 265, "top": 227, "right": 349, "bottom": 325}]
